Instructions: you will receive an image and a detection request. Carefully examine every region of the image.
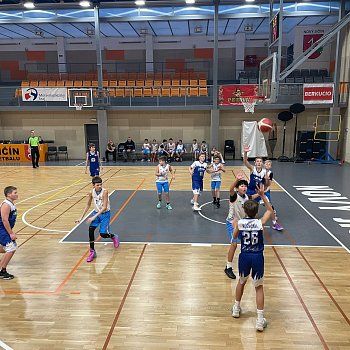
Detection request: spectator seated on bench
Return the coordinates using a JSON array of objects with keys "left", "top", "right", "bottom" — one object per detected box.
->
[
  {"left": 123, "top": 137, "right": 136, "bottom": 162},
  {"left": 105, "top": 140, "right": 117, "bottom": 162}
]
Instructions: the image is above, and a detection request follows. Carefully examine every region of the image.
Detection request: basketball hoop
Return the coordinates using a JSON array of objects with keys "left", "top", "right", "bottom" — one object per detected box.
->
[
  {"left": 240, "top": 96, "right": 261, "bottom": 114},
  {"left": 75, "top": 104, "right": 83, "bottom": 111}
]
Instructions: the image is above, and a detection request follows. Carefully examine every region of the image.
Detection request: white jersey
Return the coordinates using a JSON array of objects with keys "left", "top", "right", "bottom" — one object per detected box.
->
[
  {"left": 192, "top": 143, "right": 199, "bottom": 151},
  {"left": 227, "top": 192, "right": 249, "bottom": 221},
  {"left": 143, "top": 143, "right": 151, "bottom": 150},
  {"left": 211, "top": 163, "right": 222, "bottom": 181},
  {"left": 168, "top": 142, "right": 176, "bottom": 151},
  {"left": 156, "top": 164, "right": 169, "bottom": 182},
  {"left": 152, "top": 143, "right": 158, "bottom": 152},
  {"left": 92, "top": 188, "right": 110, "bottom": 212},
  {"left": 176, "top": 144, "right": 184, "bottom": 151}
]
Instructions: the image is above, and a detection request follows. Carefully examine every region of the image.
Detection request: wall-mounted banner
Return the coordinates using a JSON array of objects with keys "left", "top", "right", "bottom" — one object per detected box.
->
[
  {"left": 303, "top": 83, "right": 334, "bottom": 104},
  {"left": 219, "top": 85, "right": 258, "bottom": 106},
  {"left": 22, "top": 87, "right": 67, "bottom": 102},
  {"left": 0, "top": 144, "right": 47, "bottom": 162}
]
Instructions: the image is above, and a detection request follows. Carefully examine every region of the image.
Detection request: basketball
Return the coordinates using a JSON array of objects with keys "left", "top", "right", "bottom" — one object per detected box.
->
[{"left": 258, "top": 118, "right": 273, "bottom": 133}]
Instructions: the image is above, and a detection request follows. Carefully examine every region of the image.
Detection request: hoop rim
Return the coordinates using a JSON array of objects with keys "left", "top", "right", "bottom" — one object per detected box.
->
[{"left": 74, "top": 104, "right": 83, "bottom": 110}]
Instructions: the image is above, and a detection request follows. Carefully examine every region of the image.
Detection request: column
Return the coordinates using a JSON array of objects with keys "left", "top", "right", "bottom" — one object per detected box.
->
[
  {"left": 145, "top": 34, "right": 154, "bottom": 73},
  {"left": 235, "top": 33, "right": 245, "bottom": 80},
  {"left": 97, "top": 110, "right": 108, "bottom": 158},
  {"left": 210, "top": 109, "right": 220, "bottom": 149},
  {"left": 56, "top": 37, "right": 67, "bottom": 74}
]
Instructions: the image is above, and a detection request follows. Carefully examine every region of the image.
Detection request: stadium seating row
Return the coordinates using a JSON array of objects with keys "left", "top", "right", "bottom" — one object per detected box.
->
[{"left": 20, "top": 79, "right": 208, "bottom": 88}]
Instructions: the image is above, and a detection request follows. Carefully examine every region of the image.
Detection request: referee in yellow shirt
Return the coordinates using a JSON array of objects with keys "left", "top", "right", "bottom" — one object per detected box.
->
[{"left": 28, "top": 130, "right": 40, "bottom": 168}]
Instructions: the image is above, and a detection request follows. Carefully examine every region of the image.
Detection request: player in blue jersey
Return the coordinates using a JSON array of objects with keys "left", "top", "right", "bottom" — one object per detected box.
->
[
  {"left": 264, "top": 160, "right": 283, "bottom": 231},
  {"left": 189, "top": 152, "right": 208, "bottom": 211},
  {"left": 0, "top": 186, "right": 18, "bottom": 280},
  {"left": 243, "top": 144, "right": 269, "bottom": 200},
  {"left": 231, "top": 183, "right": 273, "bottom": 332},
  {"left": 85, "top": 144, "right": 102, "bottom": 177}
]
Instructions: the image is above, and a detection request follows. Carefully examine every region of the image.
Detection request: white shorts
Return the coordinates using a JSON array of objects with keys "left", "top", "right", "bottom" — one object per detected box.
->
[{"left": 1, "top": 240, "right": 17, "bottom": 253}]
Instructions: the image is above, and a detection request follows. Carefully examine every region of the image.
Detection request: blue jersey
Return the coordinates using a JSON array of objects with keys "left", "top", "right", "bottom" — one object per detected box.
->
[
  {"left": 0, "top": 199, "right": 17, "bottom": 234},
  {"left": 238, "top": 218, "right": 264, "bottom": 254},
  {"left": 88, "top": 151, "right": 99, "bottom": 169},
  {"left": 247, "top": 167, "right": 267, "bottom": 193},
  {"left": 191, "top": 161, "right": 208, "bottom": 182}
]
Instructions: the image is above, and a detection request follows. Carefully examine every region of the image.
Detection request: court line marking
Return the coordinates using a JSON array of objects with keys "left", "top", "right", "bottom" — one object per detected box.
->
[
  {"left": 296, "top": 247, "right": 350, "bottom": 327},
  {"left": 22, "top": 195, "right": 87, "bottom": 233},
  {"left": 102, "top": 244, "right": 147, "bottom": 350},
  {"left": 0, "top": 340, "right": 14, "bottom": 350},
  {"left": 75, "top": 161, "right": 85, "bottom": 166},
  {"left": 274, "top": 179, "right": 350, "bottom": 254},
  {"left": 273, "top": 246, "right": 329, "bottom": 349},
  {"left": 59, "top": 240, "right": 341, "bottom": 249}
]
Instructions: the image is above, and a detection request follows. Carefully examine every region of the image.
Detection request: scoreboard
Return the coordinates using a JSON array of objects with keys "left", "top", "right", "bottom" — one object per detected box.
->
[{"left": 270, "top": 12, "right": 280, "bottom": 44}]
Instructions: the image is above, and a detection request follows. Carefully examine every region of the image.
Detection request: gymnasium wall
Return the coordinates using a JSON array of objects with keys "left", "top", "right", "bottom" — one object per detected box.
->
[{"left": 0, "top": 108, "right": 332, "bottom": 160}]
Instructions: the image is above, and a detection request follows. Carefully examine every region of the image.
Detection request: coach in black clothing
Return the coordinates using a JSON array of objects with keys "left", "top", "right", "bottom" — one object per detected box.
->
[{"left": 123, "top": 137, "right": 136, "bottom": 162}]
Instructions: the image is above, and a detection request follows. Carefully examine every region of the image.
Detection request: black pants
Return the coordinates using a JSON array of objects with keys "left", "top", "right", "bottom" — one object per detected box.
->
[
  {"left": 31, "top": 146, "right": 40, "bottom": 167},
  {"left": 105, "top": 150, "right": 116, "bottom": 162}
]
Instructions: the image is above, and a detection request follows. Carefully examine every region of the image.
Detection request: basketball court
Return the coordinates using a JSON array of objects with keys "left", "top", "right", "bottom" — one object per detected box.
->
[{"left": 0, "top": 0, "right": 350, "bottom": 349}]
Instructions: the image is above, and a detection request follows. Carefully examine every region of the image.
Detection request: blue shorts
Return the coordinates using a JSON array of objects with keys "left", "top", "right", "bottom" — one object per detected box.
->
[
  {"left": 90, "top": 167, "right": 100, "bottom": 177},
  {"left": 156, "top": 181, "right": 169, "bottom": 193},
  {"left": 143, "top": 149, "right": 150, "bottom": 154},
  {"left": 89, "top": 210, "right": 110, "bottom": 234},
  {"left": 176, "top": 149, "right": 184, "bottom": 153},
  {"left": 238, "top": 253, "right": 264, "bottom": 287},
  {"left": 211, "top": 180, "right": 221, "bottom": 190},
  {"left": 226, "top": 219, "right": 239, "bottom": 243},
  {"left": 192, "top": 180, "right": 203, "bottom": 194},
  {"left": 265, "top": 190, "right": 271, "bottom": 202}
]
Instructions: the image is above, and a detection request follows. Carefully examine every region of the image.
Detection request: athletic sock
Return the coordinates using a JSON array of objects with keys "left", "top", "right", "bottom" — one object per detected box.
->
[
  {"left": 89, "top": 241, "right": 95, "bottom": 250},
  {"left": 257, "top": 309, "right": 264, "bottom": 322},
  {"left": 272, "top": 220, "right": 276, "bottom": 225},
  {"left": 234, "top": 300, "right": 241, "bottom": 308},
  {"left": 226, "top": 261, "right": 232, "bottom": 269},
  {"left": 217, "top": 198, "right": 220, "bottom": 203}
]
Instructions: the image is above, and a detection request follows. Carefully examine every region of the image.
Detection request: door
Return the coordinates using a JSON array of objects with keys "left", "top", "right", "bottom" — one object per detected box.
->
[{"left": 84, "top": 124, "right": 99, "bottom": 152}]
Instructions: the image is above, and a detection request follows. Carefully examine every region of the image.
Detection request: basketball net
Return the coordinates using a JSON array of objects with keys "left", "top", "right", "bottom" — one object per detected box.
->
[
  {"left": 75, "top": 104, "right": 83, "bottom": 111},
  {"left": 240, "top": 96, "right": 258, "bottom": 114}
]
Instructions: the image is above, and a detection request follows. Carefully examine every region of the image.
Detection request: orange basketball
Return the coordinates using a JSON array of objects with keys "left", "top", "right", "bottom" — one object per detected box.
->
[{"left": 258, "top": 118, "right": 273, "bottom": 133}]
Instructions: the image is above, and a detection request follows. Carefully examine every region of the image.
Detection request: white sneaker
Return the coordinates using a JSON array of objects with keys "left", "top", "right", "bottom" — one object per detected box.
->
[
  {"left": 256, "top": 318, "right": 267, "bottom": 332},
  {"left": 232, "top": 305, "right": 241, "bottom": 318},
  {"left": 190, "top": 198, "right": 194, "bottom": 205},
  {"left": 193, "top": 205, "right": 201, "bottom": 211}
]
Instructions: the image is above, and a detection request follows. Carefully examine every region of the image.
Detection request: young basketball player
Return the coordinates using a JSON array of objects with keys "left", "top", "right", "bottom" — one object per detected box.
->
[
  {"left": 155, "top": 156, "right": 175, "bottom": 210},
  {"left": 200, "top": 141, "right": 209, "bottom": 161},
  {"left": 142, "top": 138, "right": 151, "bottom": 162},
  {"left": 210, "top": 146, "right": 225, "bottom": 164},
  {"left": 85, "top": 144, "right": 102, "bottom": 177},
  {"left": 76, "top": 176, "right": 119, "bottom": 262},
  {"left": 243, "top": 144, "right": 269, "bottom": 199},
  {"left": 167, "top": 138, "right": 176, "bottom": 162},
  {"left": 175, "top": 140, "right": 186, "bottom": 162},
  {"left": 0, "top": 186, "right": 18, "bottom": 280},
  {"left": 231, "top": 183, "right": 273, "bottom": 332},
  {"left": 264, "top": 160, "right": 283, "bottom": 231},
  {"left": 189, "top": 152, "right": 208, "bottom": 211},
  {"left": 208, "top": 155, "right": 225, "bottom": 208},
  {"left": 151, "top": 139, "right": 159, "bottom": 162},
  {"left": 225, "top": 173, "right": 249, "bottom": 279},
  {"left": 191, "top": 139, "right": 199, "bottom": 161}
]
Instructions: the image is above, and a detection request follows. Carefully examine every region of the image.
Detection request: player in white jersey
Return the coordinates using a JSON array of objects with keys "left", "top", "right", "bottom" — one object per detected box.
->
[
  {"left": 155, "top": 156, "right": 175, "bottom": 210},
  {"left": 141, "top": 138, "right": 151, "bottom": 162},
  {"left": 167, "top": 138, "right": 176, "bottom": 162},
  {"left": 0, "top": 186, "right": 18, "bottom": 280},
  {"left": 191, "top": 139, "right": 200, "bottom": 161},
  {"left": 151, "top": 139, "right": 159, "bottom": 162},
  {"left": 76, "top": 176, "right": 120, "bottom": 263},
  {"left": 224, "top": 173, "right": 250, "bottom": 279},
  {"left": 208, "top": 155, "right": 226, "bottom": 208},
  {"left": 231, "top": 183, "right": 273, "bottom": 332}
]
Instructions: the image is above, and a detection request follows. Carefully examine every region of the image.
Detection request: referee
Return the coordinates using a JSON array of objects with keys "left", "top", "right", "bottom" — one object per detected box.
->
[{"left": 28, "top": 130, "right": 40, "bottom": 168}]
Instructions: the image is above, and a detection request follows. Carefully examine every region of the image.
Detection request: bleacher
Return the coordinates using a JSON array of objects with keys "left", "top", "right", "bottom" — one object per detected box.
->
[{"left": 16, "top": 71, "right": 209, "bottom": 99}]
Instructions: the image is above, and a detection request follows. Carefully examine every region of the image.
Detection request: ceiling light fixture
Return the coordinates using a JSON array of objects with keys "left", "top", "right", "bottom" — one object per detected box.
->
[
  {"left": 245, "top": 0, "right": 255, "bottom": 2},
  {"left": 185, "top": 0, "right": 196, "bottom": 4},
  {"left": 23, "top": 1, "right": 35, "bottom": 9},
  {"left": 135, "top": 0, "right": 145, "bottom": 6},
  {"left": 79, "top": 0, "right": 91, "bottom": 8}
]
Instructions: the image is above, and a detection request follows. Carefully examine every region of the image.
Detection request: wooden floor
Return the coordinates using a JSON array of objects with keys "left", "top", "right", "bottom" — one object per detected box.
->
[{"left": 0, "top": 166, "right": 349, "bottom": 350}]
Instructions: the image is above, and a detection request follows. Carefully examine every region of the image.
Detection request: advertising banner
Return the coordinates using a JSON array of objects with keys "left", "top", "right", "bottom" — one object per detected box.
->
[
  {"left": 303, "top": 83, "right": 334, "bottom": 104},
  {"left": 0, "top": 144, "right": 47, "bottom": 162},
  {"left": 219, "top": 85, "right": 258, "bottom": 106},
  {"left": 22, "top": 87, "right": 67, "bottom": 102}
]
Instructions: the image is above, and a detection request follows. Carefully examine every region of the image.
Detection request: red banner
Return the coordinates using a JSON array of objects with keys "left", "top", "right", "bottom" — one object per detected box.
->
[
  {"left": 303, "top": 84, "right": 334, "bottom": 104},
  {"left": 219, "top": 85, "right": 258, "bottom": 106},
  {"left": 303, "top": 34, "right": 323, "bottom": 59}
]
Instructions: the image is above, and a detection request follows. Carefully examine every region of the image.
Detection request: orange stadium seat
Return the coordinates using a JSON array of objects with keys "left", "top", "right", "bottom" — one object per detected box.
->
[
  {"left": 134, "top": 88, "right": 143, "bottom": 97},
  {"left": 48, "top": 81, "right": 56, "bottom": 87},
  {"left": 171, "top": 87, "right": 180, "bottom": 97},
  {"left": 190, "top": 79, "right": 198, "bottom": 86},
  {"left": 115, "top": 88, "right": 125, "bottom": 97},
  {"left": 83, "top": 80, "right": 92, "bottom": 87},
  {"left": 199, "top": 87, "right": 208, "bottom": 96},
  {"left": 143, "top": 88, "right": 153, "bottom": 97},
  {"left": 189, "top": 87, "right": 199, "bottom": 96},
  {"left": 21, "top": 81, "right": 29, "bottom": 87},
  {"left": 109, "top": 80, "right": 117, "bottom": 87},
  {"left": 56, "top": 80, "right": 65, "bottom": 87},
  {"left": 30, "top": 80, "right": 39, "bottom": 87},
  {"left": 73, "top": 80, "right": 83, "bottom": 87},
  {"left": 161, "top": 87, "right": 171, "bottom": 97}
]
